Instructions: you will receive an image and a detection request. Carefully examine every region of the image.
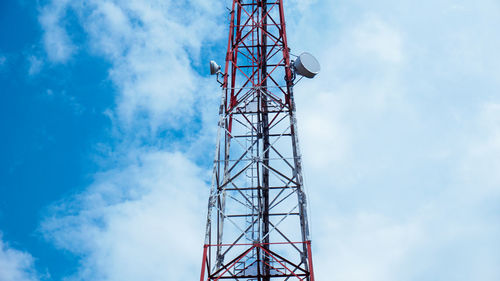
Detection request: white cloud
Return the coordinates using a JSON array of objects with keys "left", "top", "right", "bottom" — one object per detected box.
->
[
  {"left": 37, "top": 1, "right": 224, "bottom": 279},
  {"left": 28, "top": 56, "right": 43, "bottom": 75},
  {"left": 314, "top": 213, "right": 422, "bottom": 281},
  {"left": 0, "top": 235, "right": 41, "bottom": 281},
  {"left": 42, "top": 150, "right": 208, "bottom": 281},
  {"left": 296, "top": 15, "right": 410, "bottom": 176},
  {"left": 350, "top": 17, "right": 404, "bottom": 64},
  {"left": 43, "top": 89, "right": 84, "bottom": 115},
  {"left": 458, "top": 102, "right": 500, "bottom": 198},
  {"left": 40, "top": 0, "right": 223, "bottom": 135},
  {"left": 39, "top": 0, "right": 75, "bottom": 63},
  {"left": 0, "top": 55, "right": 6, "bottom": 66},
  {"left": 288, "top": 1, "right": 500, "bottom": 280}
]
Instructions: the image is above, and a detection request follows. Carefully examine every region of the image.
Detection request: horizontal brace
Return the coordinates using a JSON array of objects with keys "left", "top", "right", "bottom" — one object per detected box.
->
[
  {"left": 234, "top": 44, "right": 284, "bottom": 48},
  {"left": 224, "top": 86, "right": 287, "bottom": 90},
  {"left": 226, "top": 213, "right": 299, "bottom": 218},
  {"left": 224, "top": 186, "right": 299, "bottom": 191},
  {"left": 233, "top": 24, "right": 281, "bottom": 28},
  {"left": 231, "top": 134, "right": 292, "bottom": 138},
  {"left": 239, "top": 2, "right": 280, "bottom": 6},
  {"left": 229, "top": 110, "right": 289, "bottom": 114},
  {"left": 215, "top": 157, "right": 297, "bottom": 163},
  {"left": 206, "top": 241, "right": 309, "bottom": 247},
  {"left": 211, "top": 274, "right": 308, "bottom": 279},
  {"left": 234, "top": 64, "right": 285, "bottom": 68}
]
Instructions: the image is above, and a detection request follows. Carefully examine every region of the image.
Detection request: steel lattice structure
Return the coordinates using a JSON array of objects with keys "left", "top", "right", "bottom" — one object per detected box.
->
[{"left": 201, "top": 1, "right": 315, "bottom": 281}]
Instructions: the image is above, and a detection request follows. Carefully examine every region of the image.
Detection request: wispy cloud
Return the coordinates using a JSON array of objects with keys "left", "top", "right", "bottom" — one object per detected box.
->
[
  {"left": 28, "top": 56, "right": 43, "bottom": 76},
  {"left": 37, "top": 1, "right": 223, "bottom": 280},
  {"left": 42, "top": 150, "right": 208, "bottom": 281},
  {"left": 0, "top": 55, "right": 6, "bottom": 66},
  {"left": 0, "top": 234, "right": 42, "bottom": 281},
  {"left": 291, "top": 1, "right": 500, "bottom": 280},
  {"left": 40, "top": 0, "right": 223, "bottom": 136},
  {"left": 39, "top": 0, "right": 75, "bottom": 63},
  {"left": 44, "top": 89, "right": 85, "bottom": 115}
]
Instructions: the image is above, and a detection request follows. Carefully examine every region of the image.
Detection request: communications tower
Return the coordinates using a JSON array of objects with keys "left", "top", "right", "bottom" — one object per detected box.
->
[{"left": 201, "top": 1, "right": 320, "bottom": 280}]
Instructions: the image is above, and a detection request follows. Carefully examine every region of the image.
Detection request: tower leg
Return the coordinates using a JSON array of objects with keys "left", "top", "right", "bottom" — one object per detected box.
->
[{"left": 200, "top": 245, "right": 208, "bottom": 281}]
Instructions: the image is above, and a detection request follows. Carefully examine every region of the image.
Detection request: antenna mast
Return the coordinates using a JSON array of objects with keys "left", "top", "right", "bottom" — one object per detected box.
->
[{"left": 201, "top": 1, "right": 318, "bottom": 280}]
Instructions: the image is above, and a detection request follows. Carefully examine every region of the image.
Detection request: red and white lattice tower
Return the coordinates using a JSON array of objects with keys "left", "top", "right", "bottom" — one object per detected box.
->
[{"left": 201, "top": 1, "right": 319, "bottom": 280}]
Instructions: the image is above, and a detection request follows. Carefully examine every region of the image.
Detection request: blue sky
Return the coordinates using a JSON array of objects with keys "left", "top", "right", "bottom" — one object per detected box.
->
[
  {"left": 1, "top": 0, "right": 499, "bottom": 281},
  {"left": 0, "top": 1, "right": 113, "bottom": 279}
]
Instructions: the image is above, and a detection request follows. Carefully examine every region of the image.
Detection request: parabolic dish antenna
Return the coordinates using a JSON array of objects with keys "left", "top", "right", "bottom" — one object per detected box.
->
[
  {"left": 210, "top": 60, "right": 221, "bottom": 75},
  {"left": 293, "top": 52, "right": 320, "bottom": 78}
]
